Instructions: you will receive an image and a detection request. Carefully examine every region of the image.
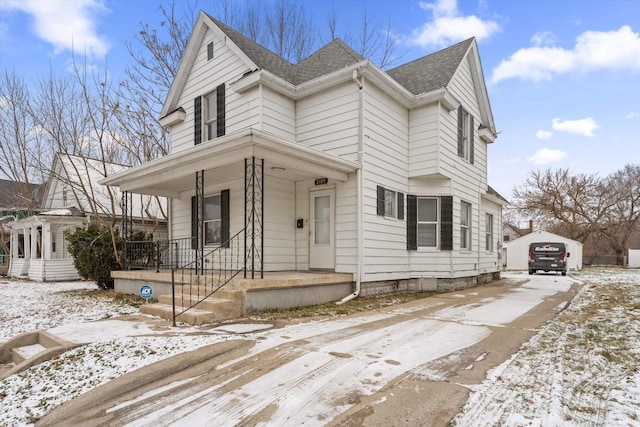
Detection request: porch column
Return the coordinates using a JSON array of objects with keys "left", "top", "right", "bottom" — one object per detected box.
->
[
  {"left": 42, "top": 223, "right": 51, "bottom": 260},
  {"left": 244, "top": 157, "right": 264, "bottom": 279},
  {"left": 195, "top": 170, "right": 204, "bottom": 274},
  {"left": 30, "top": 226, "right": 38, "bottom": 260},
  {"left": 121, "top": 191, "right": 132, "bottom": 239}
]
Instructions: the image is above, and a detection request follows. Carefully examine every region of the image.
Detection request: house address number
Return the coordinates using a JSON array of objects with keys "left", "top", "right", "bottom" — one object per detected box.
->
[{"left": 315, "top": 178, "right": 328, "bottom": 185}]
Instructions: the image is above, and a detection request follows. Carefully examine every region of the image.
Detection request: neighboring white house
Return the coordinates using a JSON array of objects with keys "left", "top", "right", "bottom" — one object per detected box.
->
[
  {"left": 504, "top": 230, "right": 583, "bottom": 272},
  {"left": 629, "top": 249, "right": 640, "bottom": 268},
  {"left": 7, "top": 153, "right": 167, "bottom": 281},
  {"left": 102, "top": 11, "right": 506, "bottom": 293}
]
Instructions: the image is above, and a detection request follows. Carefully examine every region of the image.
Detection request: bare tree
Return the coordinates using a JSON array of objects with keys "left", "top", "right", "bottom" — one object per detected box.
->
[
  {"left": 512, "top": 168, "right": 614, "bottom": 243},
  {"left": 597, "top": 164, "right": 640, "bottom": 257},
  {"left": 264, "top": 0, "right": 315, "bottom": 62},
  {"left": 0, "top": 70, "right": 45, "bottom": 204}
]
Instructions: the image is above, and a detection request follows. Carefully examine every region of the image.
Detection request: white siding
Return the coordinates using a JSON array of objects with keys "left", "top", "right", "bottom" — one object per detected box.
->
[
  {"left": 296, "top": 82, "right": 360, "bottom": 162},
  {"left": 360, "top": 82, "right": 409, "bottom": 281},
  {"left": 170, "top": 28, "right": 259, "bottom": 154},
  {"left": 262, "top": 86, "right": 295, "bottom": 139}
]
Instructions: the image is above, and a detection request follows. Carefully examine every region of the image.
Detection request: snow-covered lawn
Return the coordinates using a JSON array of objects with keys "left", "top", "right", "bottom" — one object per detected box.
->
[
  {"left": 1, "top": 269, "right": 639, "bottom": 426},
  {"left": 453, "top": 268, "right": 640, "bottom": 426}
]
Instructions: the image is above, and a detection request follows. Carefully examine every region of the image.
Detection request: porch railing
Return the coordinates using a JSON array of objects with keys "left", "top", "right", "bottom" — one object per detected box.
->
[
  {"left": 124, "top": 237, "right": 194, "bottom": 272},
  {"left": 171, "top": 228, "right": 246, "bottom": 326}
]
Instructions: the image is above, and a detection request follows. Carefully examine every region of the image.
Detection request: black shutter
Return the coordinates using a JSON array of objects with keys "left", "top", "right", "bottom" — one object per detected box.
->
[
  {"left": 397, "top": 192, "right": 405, "bottom": 220},
  {"left": 191, "top": 196, "right": 197, "bottom": 249},
  {"left": 216, "top": 83, "right": 226, "bottom": 137},
  {"left": 457, "top": 106, "right": 464, "bottom": 157},
  {"left": 194, "top": 97, "right": 202, "bottom": 145},
  {"left": 376, "top": 186, "right": 385, "bottom": 216},
  {"left": 440, "top": 196, "right": 453, "bottom": 250},
  {"left": 469, "top": 115, "right": 475, "bottom": 164},
  {"left": 221, "top": 189, "right": 230, "bottom": 248},
  {"left": 407, "top": 195, "right": 417, "bottom": 250}
]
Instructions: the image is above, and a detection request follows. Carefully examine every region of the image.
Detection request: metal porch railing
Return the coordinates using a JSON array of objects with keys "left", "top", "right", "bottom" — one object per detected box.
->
[
  {"left": 124, "top": 237, "right": 194, "bottom": 272},
  {"left": 171, "top": 228, "right": 245, "bottom": 326}
]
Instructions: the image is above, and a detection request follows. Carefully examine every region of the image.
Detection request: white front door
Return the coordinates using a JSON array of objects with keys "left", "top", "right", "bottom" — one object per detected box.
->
[{"left": 309, "top": 189, "right": 335, "bottom": 270}]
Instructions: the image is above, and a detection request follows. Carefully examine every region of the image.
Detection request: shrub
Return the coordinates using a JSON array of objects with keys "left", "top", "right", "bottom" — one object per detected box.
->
[{"left": 66, "top": 224, "right": 123, "bottom": 290}]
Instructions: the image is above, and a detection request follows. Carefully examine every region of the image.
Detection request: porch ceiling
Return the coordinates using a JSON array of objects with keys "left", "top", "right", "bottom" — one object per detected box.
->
[{"left": 102, "top": 129, "right": 359, "bottom": 198}]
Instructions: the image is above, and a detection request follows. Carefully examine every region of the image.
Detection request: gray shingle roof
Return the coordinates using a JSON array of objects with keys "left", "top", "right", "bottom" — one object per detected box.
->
[
  {"left": 386, "top": 38, "right": 474, "bottom": 95},
  {"left": 209, "top": 13, "right": 470, "bottom": 94},
  {"left": 209, "top": 15, "right": 363, "bottom": 85}
]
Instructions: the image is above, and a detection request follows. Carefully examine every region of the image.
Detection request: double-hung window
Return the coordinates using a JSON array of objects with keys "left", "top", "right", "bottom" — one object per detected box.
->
[
  {"left": 417, "top": 197, "right": 438, "bottom": 248},
  {"left": 204, "top": 194, "right": 221, "bottom": 245},
  {"left": 460, "top": 201, "right": 471, "bottom": 250},
  {"left": 205, "top": 91, "right": 217, "bottom": 141},
  {"left": 485, "top": 213, "right": 493, "bottom": 252},
  {"left": 457, "top": 106, "right": 475, "bottom": 163}
]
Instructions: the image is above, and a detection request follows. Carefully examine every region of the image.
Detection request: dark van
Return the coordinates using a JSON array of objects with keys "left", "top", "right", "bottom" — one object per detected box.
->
[{"left": 528, "top": 242, "right": 569, "bottom": 276}]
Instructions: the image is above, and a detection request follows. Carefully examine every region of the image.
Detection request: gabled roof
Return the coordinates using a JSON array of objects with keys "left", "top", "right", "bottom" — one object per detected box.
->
[
  {"left": 162, "top": 11, "right": 496, "bottom": 135},
  {"left": 387, "top": 38, "right": 473, "bottom": 95},
  {"left": 209, "top": 15, "right": 364, "bottom": 85}
]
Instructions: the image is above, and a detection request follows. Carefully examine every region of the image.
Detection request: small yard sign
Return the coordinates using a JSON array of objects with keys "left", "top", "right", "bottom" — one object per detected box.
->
[{"left": 139, "top": 284, "right": 153, "bottom": 301}]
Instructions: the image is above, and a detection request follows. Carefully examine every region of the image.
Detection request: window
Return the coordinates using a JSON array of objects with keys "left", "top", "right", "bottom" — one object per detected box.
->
[
  {"left": 377, "top": 186, "right": 404, "bottom": 220},
  {"left": 205, "top": 91, "right": 217, "bottom": 141},
  {"left": 417, "top": 197, "right": 438, "bottom": 247},
  {"left": 457, "top": 106, "right": 475, "bottom": 163},
  {"left": 485, "top": 214, "right": 493, "bottom": 252},
  {"left": 204, "top": 194, "right": 221, "bottom": 245},
  {"left": 207, "top": 42, "right": 214, "bottom": 60},
  {"left": 384, "top": 188, "right": 396, "bottom": 218},
  {"left": 407, "top": 195, "right": 452, "bottom": 251},
  {"left": 192, "top": 189, "right": 230, "bottom": 248},
  {"left": 460, "top": 201, "right": 471, "bottom": 250},
  {"left": 193, "top": 83, "right": 225, "bottom": 145}
]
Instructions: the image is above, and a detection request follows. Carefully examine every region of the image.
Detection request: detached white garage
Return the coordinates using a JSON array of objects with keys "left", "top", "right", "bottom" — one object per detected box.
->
[{"left": 504, "top": 230, "right": 583, "bottom": 271}]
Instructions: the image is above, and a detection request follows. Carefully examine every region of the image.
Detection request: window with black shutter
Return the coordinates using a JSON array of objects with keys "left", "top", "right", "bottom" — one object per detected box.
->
[{"left": 194, "top": 97, "right": 202, "bottom": 145}]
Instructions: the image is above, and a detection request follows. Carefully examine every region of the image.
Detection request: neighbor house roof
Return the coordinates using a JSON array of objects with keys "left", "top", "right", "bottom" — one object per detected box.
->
[{"left": 0, "top": 179, "right": 43, "bottom": 210}]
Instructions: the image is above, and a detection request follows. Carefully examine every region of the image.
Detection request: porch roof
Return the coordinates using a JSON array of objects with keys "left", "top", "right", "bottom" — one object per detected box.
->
[{"left": 101, "top": 129, "right": 360, "bottom": 198}]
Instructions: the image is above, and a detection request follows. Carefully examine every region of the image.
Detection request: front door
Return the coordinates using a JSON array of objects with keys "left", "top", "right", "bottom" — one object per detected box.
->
[{"left": 309, "top": 189, "right": 335, "bottom": 270}]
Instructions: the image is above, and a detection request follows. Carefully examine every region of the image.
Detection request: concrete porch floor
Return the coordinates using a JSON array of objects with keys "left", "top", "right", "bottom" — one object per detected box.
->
[
  {"left": 112, "top": 269, "right": 353, "bottom": 293},
  {"left": 112, "top": 269, "right": 355, "bottom": 323}
]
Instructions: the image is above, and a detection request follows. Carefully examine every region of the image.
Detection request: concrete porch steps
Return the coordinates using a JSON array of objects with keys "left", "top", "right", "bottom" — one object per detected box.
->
[
  {"left": 140, "top": 288, "right": 244, "bottom": 325},
  {"left": 0, "top": 331, "right": 82, "bottom": 380}
]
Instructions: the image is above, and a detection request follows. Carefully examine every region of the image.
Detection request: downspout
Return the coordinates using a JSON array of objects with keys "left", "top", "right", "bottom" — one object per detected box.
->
[{"left": 338, "top": 70, "right": 364, "bottom": 304}]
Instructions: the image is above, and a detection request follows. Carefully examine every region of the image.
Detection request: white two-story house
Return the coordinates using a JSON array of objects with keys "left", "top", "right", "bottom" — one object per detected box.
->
[{"left": 103, "top": 11, "right": 506, "bottom": 300}]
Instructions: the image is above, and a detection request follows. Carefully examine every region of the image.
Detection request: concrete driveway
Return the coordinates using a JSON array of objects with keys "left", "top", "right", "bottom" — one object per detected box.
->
[{"left": 38, "top": 273, "right": 580, "bottom": 427}]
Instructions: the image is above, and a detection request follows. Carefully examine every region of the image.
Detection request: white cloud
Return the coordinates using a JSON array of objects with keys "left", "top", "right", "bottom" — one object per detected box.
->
[
  {"left": 1, "top": 0, "right": 109, "bottom": 59},
  {"left": 409, "top": 0, "right": 501, "bottom": 48},
  {"left": 551, "top": 117, "right": 600, "bottom": 137},
  {"left": 536, "top": 129, "right": 553, "bottom": 139},
  {"left": 531, "top": 31, "right": 557, "bottom": 47},
  {"left": 626, "top": 112, "right": 639, "bottom": 119},
  {"left": 527, "top": 148, "right": 567, "bottom": 165},
  {"left": 492, "top": 26, "right": 640, "bottom": 83}
]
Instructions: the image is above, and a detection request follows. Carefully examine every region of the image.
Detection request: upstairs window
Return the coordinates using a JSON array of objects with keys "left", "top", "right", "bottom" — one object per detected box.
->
[
  {"left": 457, "top": 106, "right": 475, "bottom": 164},
  {"left": 205, "top": 91, "right": 217, "bottom": 141},
  {"left": 194, "top": 83, "right": 226, "bottom": 145}
]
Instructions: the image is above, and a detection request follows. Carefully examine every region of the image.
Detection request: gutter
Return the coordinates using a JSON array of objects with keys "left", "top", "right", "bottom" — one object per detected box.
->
[{"left": 338, "top": 70, "right": 365, "bottom": 305}]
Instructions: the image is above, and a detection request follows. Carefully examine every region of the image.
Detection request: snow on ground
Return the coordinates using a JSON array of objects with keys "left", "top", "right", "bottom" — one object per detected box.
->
[
  {"left": 1, "top": 269, "right": 639, "bottom": 426},
  {"left": 453, "top": 268, "right": 640, "bottom": 426}
]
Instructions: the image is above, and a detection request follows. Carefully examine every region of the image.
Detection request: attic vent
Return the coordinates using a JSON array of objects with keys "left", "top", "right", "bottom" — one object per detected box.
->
[{"left": 207, "top": 42, "right": 214, "bottom": 60}]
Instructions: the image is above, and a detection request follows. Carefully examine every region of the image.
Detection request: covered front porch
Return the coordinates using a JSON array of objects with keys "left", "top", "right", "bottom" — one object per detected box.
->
[{"left": 103, "top": 129, "right": 360, "bottom": 323}]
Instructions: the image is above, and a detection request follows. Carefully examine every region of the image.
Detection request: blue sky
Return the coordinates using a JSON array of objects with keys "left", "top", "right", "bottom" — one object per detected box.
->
[{"left": 1, "top": 0, "right": 639, "bottom": 202}]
